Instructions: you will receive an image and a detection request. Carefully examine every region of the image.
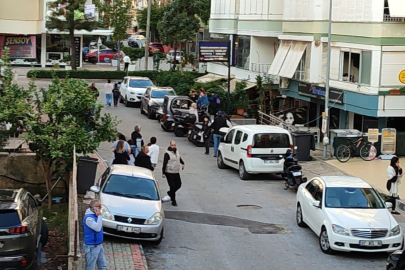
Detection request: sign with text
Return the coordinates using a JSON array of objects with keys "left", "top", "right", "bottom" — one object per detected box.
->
[
  {"left": 297, "top": 82, "right": 344, "bottom": 104},
  {"left": 5, "top": 36, "right": 36, "bottom": 58},
  {"left": 198, "top": 41, "right": 229, "bottom": 62},
  {"left": 74, "top": 37, "right": 81, "bottom": 67},
  {"left": 381, "top": 128, "right": 396, "bottom": 155},
  {"left": 367, "top": 129, "right": 379, "bottom": 143}
]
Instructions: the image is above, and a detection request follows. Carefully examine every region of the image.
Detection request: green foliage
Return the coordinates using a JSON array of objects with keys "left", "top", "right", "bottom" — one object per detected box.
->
[
  {"left": 192, "top": 0, "right": 211, "bottom": 24},
  {"left": 47, "top": 0, "right": 97, "bottom": 70},
  {"left": 137, "top": 3, "right": 164, "bottom": 37},
  {"left": 122, "top": 47, "right": 145, "bottom": 61},
  {"left": 232, "top": 81, "right": 249, "bottom": 110}
]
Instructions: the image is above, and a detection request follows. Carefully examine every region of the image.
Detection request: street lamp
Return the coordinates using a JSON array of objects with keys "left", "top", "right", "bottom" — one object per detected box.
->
[{"left": 323, "top": 0, "right": 333, "bottom": 159}]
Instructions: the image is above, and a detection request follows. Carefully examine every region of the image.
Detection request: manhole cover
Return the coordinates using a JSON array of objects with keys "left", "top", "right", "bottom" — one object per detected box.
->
[{"left": 236, "top": 205, "right": 262, "bottom": 210}]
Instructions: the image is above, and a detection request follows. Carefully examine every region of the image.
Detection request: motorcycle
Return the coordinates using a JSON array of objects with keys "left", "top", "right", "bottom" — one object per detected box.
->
[
  {"left": 283, "top": 149, "right": 307, "bottom": 191},
  {"left": 173, "top": 113, "right": 197, "bottom": 137}
]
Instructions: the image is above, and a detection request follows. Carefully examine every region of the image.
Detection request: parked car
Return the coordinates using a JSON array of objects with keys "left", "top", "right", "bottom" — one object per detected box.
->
[
  {"left": 148, "top": 43, "right": 164, "bottom": 56},
  {"left": 85, "top": 49, "right": 124, "bottom": 63},
  {"left": 140, "top": 86, "right": 176, "bottom": 119},
  {"left": 119, "top": 76, "right": 154, "bottom": 107},
  {"left": 166, "top": 50, "right": 184, "bottom": 62},
  {"left": 90, "top": 165, "right": 165, "bottom": 245},
  {"left": 296, "top": 176, "right": 403, "bottom": 254},
  {"left": 159, "top": 95, "right": 194, "bottom": 132},
  {"left": 0, "top": 188, "right": 48, "bottom": 270},
  {"left": 217, "top": 125, "right": 293, "bottom": 180},
  {"left": 128, "top": 38, "right": 140, "bottom": 48}
]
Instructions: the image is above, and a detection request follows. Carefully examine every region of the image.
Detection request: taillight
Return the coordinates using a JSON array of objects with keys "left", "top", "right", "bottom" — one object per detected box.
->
[
  {"left": 290, "top": 145, "right": 294, "bottom": 150},
  {"left": 10, "top": 226, "right": 27, "bottom": 234},
  {"left": 163, "top": 115, "right": 169, "bottom": 121},
  {"left": 247, "top": 145, "right": 252, "bottom": 158},
  {"left": 21, "top": 259, "right": 27, "bottom": 265}
]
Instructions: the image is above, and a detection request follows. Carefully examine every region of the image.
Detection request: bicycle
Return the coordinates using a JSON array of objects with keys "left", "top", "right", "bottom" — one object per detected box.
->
[{"left": 335, "top": 136, "right": 377, "bottom": 163}]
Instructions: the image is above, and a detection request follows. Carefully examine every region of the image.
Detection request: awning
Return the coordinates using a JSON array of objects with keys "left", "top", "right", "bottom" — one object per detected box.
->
[
  {"left": 268, "top": 41, "right": 291, "bottom": 76},
  {"left": 195, "top": 73, "right": 230, "bottom": 83},
  {"left": 388, "top": 0, "right": 405, "bottom": 17},
  {"left": 230, "top": 79, "right": 256, "bottom": 92},
  {"left": 278, "top": 42, "right": 307, "bottom": 79},
  {"left": 45, "top": 29, "right": 114, "bottom": 36}
]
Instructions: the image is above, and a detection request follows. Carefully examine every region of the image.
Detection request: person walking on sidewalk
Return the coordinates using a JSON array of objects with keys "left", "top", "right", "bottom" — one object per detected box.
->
[
  {"left": 123, "top": 55, "right": 131, "bottom": 72},
  {"left": 104, "top": 79, "right": 114, "bottom": 106},
  {"left": 386, "top": 156, "right": 403, "bottom": 215},
  {"left": 211, "top": 111, "right": 232, "bottom": 157},
  {"left": 83, "top": 199, "right": 107, "bottom": 270},
  {"left": 162, "top": 140, "right": 185, "bottom": 207}
]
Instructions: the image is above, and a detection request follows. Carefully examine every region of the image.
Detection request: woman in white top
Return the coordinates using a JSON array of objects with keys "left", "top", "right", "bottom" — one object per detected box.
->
[
  {"left": 386, "top": 156, "right": 402, "bottom": 215},
  {"left": 148, "top": 137, "right": 160, "bottom": 167},
  {"left": 189, "top": 103, "right": 199, "bottom": 122}
]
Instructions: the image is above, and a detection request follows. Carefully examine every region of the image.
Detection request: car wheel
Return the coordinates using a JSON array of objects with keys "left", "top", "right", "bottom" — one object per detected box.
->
[
  {"left": 217, "top": 152, "right": 228, "bottom": 169},
  {"left": 124, "top": 96, "right": 130, "bottom": 107},
  {"left": 40, "top": 220, "right": 48, "bottom": 247},
  {"left": 147, "top": 107, "right": 154, "bottom": 119},
  {"left": 319, "top": 227, "right": 334, "bottom": 254},
  {"left": 119, "top": 95, "right": 124, "bottom": 103},
  {"left": 238, "top": 161, "right": 250, "bottom": 180},
  {"left": 387, "top": 265, "right": 395, "bottom": 270},
  {"left": 296, "top": 203, "right": 307, "bottom": 227},
  {"left": 151, "top": 228, "right": 164, "bottom": 245},
  {"left": 140, "top": 103, "right": 145, "bottom": 114},
  {"left": 174, "top": 125, "right": 186, "bottom": 137}
]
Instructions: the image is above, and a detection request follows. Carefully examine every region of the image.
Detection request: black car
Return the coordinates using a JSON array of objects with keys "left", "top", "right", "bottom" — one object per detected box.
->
[
  {"left": 140, "top": 86, "right": 176, "bottom": 119},
  {"left": 128, "top": 38, "right": 140, "bottom": 48},
  {"left": 387, "top": 250, "right": 405, "bottom": 270},
  {"left": 158, "top": 95, "right": 194, "bottom": 131},
  {"left": 0, "top": 188, "right": 48, "bottom": 270}
]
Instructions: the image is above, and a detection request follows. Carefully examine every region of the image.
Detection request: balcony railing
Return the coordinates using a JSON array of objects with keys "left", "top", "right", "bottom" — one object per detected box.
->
[
  {"left": 250, "top": 63, "right": 272, "bottom": 74},
  {"left": 384, "top": 14, "right": 405, "bottom": 22}
]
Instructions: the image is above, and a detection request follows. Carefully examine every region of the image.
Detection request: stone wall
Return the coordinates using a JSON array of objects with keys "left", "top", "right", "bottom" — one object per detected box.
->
[{"left": 0, "top": 153, "right": 68, "bottom": 197}]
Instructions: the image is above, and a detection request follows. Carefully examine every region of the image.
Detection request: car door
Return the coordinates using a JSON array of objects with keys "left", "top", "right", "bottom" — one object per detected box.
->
[
  {"left": 303, "top": 180, "right": 326, "bottom": 235},
  {"left": 144, "top": 88, "right": 151, "bottom": 111},
  {"left": 120, "top": 78, "right": 128, "bottom": 97},
  {"left": 301, "top": 179, "right": 320, "bottom": 231},
  {"left": 222, "top": 128, "right": 237, "bottom": 168},
  {"left": 232, "top": 130, "right": 244, "bottom": 164}
]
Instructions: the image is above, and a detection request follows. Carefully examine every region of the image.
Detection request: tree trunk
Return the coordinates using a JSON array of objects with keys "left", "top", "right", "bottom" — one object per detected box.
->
[
  {"left": 117, "top": 41, "right": 121, "bottom": 71},
  {"left": 42, "top": 160, "right": 53, "bottom": 210},
  {"left": 69, "top": 29, "right": 77, "bottom": 71}
]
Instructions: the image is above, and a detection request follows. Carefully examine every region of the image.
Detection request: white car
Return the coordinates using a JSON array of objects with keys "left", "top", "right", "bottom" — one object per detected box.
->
[
  {"left": 166, "top": 50, "right": 183, "bottom": 62},
  {"left": 119, "top": 76, "right": 154, "bottom": 107},
  {"left": 217, "top": 125, "right": 293, "bottom": 180},
  {"left": 296, "top": 176, "right": 403, "bottom": 254}
]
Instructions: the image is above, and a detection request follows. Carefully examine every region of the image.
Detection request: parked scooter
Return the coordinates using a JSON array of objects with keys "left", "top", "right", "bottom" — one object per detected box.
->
[
  {"left": 283, "top": 149, "right": 307, "bottom": 191},
  {"left": 173, "top": 113, "right": 197, "bottom": 137}
]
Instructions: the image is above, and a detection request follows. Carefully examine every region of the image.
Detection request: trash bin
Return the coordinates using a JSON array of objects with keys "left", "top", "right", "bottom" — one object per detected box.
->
[
  {"left": 330, "top": 129, "right": 363, "bottom": 157},
  {"left": 77, "top": 156, "right": 99, "bottom": 195},
  {"left": 291, "top": 131, "right": 314, "bottom": 161}
]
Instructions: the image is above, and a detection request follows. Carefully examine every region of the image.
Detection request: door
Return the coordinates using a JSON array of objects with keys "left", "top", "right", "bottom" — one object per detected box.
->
[
  {"left": 231, "top": 130, "right": 244, "bottom": 163},
  {"left": 302, "top": 179, "right": 319, "bottom": 231},
  {"left": 304, "top": 180, "right": 325, "bottom": 235},
  {"left": 120, "top": 78, "right": 128, "bottom": 97},
  {"left": 222, "top": 129, "right": 237, "bottom": 168}
]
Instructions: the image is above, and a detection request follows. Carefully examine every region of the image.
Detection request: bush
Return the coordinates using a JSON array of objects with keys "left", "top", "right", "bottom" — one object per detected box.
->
[{"left": 122, "top": 47, "right": 145, "bottom": 61}]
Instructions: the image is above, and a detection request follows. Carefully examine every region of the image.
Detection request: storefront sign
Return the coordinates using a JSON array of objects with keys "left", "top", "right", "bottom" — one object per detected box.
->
[
  {"left": 367, "top": 128, "right": 379, "bottom": 143},
  {"left": 399, "top": 69, "right": 405, "bottom": 84},
  {"left": 297, "top": 82, "right": 344, "bottom": 104},
  {"left": 74, "top": 37, "right": 81, "bottom": 67},
  {"left": 198, "top": 41, "right": 229, "bottom": 62},
  {"left": 381, "top": 128, "right": 396, "bottom": 155},
  {"left": 5, "top": 36, "right": 36, "bottom": 58}
]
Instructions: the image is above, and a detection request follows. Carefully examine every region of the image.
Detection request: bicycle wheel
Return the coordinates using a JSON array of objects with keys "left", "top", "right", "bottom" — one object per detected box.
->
[
  {"left": 360, "top": 143, "right": 377, "bottom": 161},
  {"left": 336, "top": 144, "right": 351, "bottom": 163}
]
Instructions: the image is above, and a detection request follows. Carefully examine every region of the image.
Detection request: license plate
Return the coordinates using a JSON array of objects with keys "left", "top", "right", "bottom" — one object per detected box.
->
[
  {"left": 359, "top": 240, "right": 382, "bottom": 247},
  {"left": 117, "top": 225, "right": 140, "bottom": 234},
  {"left": 292, "top": 171, "right": 302, "bottom": 176},
  {"left": 264, "top": 160, "right": 278, "bottom": 164}
]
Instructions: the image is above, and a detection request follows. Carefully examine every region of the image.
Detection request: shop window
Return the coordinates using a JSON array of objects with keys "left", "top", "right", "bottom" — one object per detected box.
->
[
  {"left": 354, "top": 114, "right": 378, "bottom": 132},
  {"left": 235, "top": 36, "right": 250, "bottom": 70},
  {"left": 340, "top": 51, "right": 371, "bottom": 85},
  {"left": 293, "top": 51, "right": 306, "bottom": 81}
]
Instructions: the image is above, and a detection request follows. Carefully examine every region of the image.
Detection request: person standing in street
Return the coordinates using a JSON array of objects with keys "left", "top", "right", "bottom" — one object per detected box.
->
[
  {"left": 148, "top": 137, "right": 160, "bottom": 168},
  {"left": 131, "top": 125, "right": 144, "bottom": 157},
  {"left": 135, "top": 146, "right": 154, "bottom": 171},
  {"left": 83, "top": 200, "right": 107, "bottom": 270},
  {"left": 104, "top": 79, "right": 114, "bottom": 106},
  {"left": 208, "top": 91, "right": 220, "bottom": 116},
  {"left": 112, "top": 82, "right": 120, "bottom": 107},
  {"left": 162, "top": 140, "right": 185, "bottom": 206},
  {"left": 197, "top": 88, "right": 209, "bottom": 109},
  {"left": 386, "top": 156, "right": 402, "bottom": 215},
  {"left": 112, "top": 140, "right": 130, "bottom": 165},
  {"left": 211, "top": 111, "right": 232, "bottom": 157},
  {"left": 123, "top": 55, "right": 131, "bottom": 72},
  {"left": 202, "top": 116, "right": 212, "bottom": 155},
  {"left": 89, "top": 83, "right": 99, "bottom": 98}
]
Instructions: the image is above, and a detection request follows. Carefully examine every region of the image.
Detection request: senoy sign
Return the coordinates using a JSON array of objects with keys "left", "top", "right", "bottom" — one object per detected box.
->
[{"left": 4, "top": 36, "right": 36, "bottom": 58}]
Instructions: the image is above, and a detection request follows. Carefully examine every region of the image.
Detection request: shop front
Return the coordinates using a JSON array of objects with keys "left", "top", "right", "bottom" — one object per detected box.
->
[{"left": 0, "top": 34, "right": 42, "bottom": 65}]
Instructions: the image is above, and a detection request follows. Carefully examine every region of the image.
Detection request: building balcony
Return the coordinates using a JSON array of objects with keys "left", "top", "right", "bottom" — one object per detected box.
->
[
  {"left": 383, "top": 14, "right": 405, "bottom": 22},
  {"left": 250, "top": 63, "right": 272, "bottom": 74}
]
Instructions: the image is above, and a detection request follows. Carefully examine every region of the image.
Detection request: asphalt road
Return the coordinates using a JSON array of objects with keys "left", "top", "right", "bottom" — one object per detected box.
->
[{"left": 16, "top": 79, "right": 389, "bottom": 270}]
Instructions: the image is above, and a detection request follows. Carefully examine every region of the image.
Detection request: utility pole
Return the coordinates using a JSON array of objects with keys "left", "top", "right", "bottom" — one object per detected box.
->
[
  {"left": 144, "top": 0, "right": 152, "bottom": 70},
  {"left": 323, "top": 0, "right": 333, "bottom": 159}
]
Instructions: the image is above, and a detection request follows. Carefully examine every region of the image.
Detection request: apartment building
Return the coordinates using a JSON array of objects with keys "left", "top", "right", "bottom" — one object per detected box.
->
[{"left": 208, "top": 0, "right": 405, "bottom": 132}]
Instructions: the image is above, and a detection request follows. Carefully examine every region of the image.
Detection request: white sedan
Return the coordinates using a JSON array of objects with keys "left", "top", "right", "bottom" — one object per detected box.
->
[{"left": 296, "top": 176, "right": 403, "bottom": 254}]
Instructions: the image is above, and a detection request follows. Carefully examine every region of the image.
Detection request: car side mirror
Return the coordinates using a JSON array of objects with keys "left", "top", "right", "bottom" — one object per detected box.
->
[
  {"left": 385, "top": 202, "right": 393, "bottom": 209},
  {"left": 312, "top": 201, "right": 321, "bottom": 208},
  {"left": 90, "top": 186, "right": 100, "bottom": 194}
]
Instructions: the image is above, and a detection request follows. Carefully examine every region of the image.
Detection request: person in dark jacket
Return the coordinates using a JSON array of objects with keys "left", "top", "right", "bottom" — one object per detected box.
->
[
  {"left": 131, "top": 125, "right": 144, "bottom": 156},
  {"left": 197, "top": 88, "right": 209, "bottom": 109},
  {"left": 211, "top": 111, "right": 231, "bottom": 157},
  {"left": 208, "top": 91, "right": 219, "bottom": 116},
  {"left": 112, "top": 83, "right": 120, "bottom": 107},
  {"left": 202, "top": 116, "right": 211, "bottom": 155},
  {"left": 188, "top": 90, "right": 198, "bottom": 103},
  {"left": 112, "top": 140, "right": 130, "bottom": 165},
  {"left": 135, "top": 146, "right": 154, "bottom": 171}
]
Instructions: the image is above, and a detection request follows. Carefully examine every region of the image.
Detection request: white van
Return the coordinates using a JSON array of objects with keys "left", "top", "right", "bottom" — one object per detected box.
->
[{"left": 217, "top": 125, "right": 293, "bottom": 180}]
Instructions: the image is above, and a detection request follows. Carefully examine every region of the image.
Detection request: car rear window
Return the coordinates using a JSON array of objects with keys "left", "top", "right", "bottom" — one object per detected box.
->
[
  {"left": 129, "top": 79, "right": 153, "bottom": 88},
  {"left": 0, "top": 210, "right": 21, "bottom": 228},
  {"left": 252, "top": 133, "right": 290, "bottom": 148}
]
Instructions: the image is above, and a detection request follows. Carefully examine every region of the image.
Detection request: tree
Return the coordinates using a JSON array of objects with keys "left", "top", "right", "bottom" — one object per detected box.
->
[
  {"left": 137, "top": 3, "right": 164, "bottom": 40},
  {"left": 25, "top": 75, "right": 119, "bottom": 209},
  {"left": 47, "top": 0, "right": 98, "bottom": 70},
  {"left": 95, "top": 0, "right": 133, "bottom": 71}
]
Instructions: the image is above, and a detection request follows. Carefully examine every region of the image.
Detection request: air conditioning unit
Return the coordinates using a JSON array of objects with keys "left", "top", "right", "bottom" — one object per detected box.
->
[{"left": 279, "top": 77, "right": 290, "bottom": 89}]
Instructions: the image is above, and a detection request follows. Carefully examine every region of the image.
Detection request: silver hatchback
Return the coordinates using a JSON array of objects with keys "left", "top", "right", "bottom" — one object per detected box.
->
[{"left": 91, "top": 165, "right": 165, "bottom": 245}]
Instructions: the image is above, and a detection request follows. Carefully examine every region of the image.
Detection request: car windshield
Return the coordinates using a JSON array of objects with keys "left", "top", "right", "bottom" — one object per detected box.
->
[
  {"left": 152, "top": 90, "right": 175, "bottom": 98},
  {"left": 103, "top": 175, "right": 159, "bottom": 200},
  {"left": 129, "top": 79, "right": 153, "bottom": 88},
  {"left": 325, "top": 187, "right": 385, "bottom": 209},
  {"left": 252, "top": 133, "right": 290, "bottom": 148}
]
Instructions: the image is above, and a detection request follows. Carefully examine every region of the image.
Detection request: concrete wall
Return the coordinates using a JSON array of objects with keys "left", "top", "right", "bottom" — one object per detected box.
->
[
  {"left": 0, "top": 0, "right": 44, "bottom": 34},
  {"left": 0, "top": 154, "right": 67, "bottom": 197}
]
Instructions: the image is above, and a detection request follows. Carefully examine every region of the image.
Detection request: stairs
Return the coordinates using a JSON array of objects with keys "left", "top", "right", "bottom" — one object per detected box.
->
[{"left": 257, "top": 111, "right": 299, "bottom": 133}]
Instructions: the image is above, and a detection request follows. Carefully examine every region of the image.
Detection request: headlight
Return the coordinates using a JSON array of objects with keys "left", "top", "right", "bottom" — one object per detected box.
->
[
  {"left": 389, "top": 225, "right": 401, "bottom": 236},
  {"left": 101, "top": 205, "right": 114, "bottom": 221},
  {"left": 145, "top": 212, "right": 163, "bottom": 225},
  {"left": 332, "top": 224, "right": 350, "bottom": 236}
]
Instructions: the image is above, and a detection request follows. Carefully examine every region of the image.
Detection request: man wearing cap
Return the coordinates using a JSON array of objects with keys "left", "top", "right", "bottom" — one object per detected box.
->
[{"left": 210, "top": 111, "right": 232, "bottom": 157}]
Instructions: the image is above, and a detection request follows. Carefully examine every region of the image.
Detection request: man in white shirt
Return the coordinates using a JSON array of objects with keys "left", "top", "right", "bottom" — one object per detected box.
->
[
  {"left": 148, "top": 137, "right": 159, "bottom": 168},
  {"left": 123, "top": 55, "right": 131, "bottom": 72},
  {"left": 104, "top": 79, "right": 114, "bottom": 106}
]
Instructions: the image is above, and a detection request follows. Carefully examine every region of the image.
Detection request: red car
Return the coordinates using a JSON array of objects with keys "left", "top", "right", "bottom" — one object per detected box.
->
[
  {"left": 85, "top": 49, "right": 124, "bottom": 64},
  {"left": 148, "top": 43, "right": 165, "bottom": 56}
]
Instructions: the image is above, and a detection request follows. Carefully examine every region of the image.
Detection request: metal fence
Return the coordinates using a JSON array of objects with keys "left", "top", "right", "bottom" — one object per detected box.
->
[
  {"left": 250, "top": 63, "right": 272, "bottom": 74},
  {"left": 383, "top": 14, "right": 405, "bottom": 22},
  {"left": 257, "top": 111, "right": 299, "bottom": 133}
]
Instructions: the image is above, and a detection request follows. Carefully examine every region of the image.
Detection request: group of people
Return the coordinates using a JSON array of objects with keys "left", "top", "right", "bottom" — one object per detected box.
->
[
  {"left": 89, "top": 80, "right": 121, "bottom": 108},
  {"left": 189, "top": 88, "right": 221, "bottom": 116}
]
